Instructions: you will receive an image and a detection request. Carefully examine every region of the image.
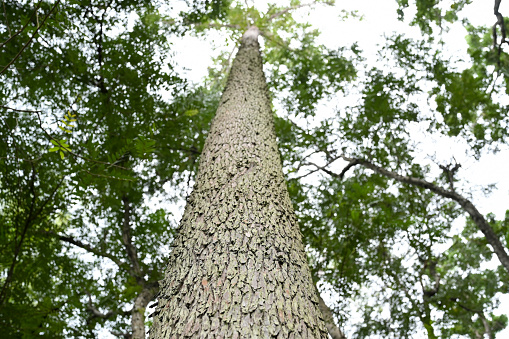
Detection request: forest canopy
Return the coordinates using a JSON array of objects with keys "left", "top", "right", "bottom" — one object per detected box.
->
[{"left": 1, "top": 0, "right": 509, "bottom": 338}]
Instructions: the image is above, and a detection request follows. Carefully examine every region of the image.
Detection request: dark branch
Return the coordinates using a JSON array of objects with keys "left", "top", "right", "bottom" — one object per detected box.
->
[
  {"left": 338, "top": 155, "right": 509, "bottom": 275},
  {"left": 0, "top": 105, "right": 42, "bottom": 113},
  {"left": 0, "top": 0, "right": 43, "bottom": 48},
  {"left": 121, "top": 196, "right": 143, "bottom": 283},
  {"left": 0, "top": 0, "right": 61, "bottom": 75},
  {"left": 49, "top": 230, "right": 125, "bottom": 268},
  {"left": 309, "top": 154, "right": 509, "bottom": 275}
]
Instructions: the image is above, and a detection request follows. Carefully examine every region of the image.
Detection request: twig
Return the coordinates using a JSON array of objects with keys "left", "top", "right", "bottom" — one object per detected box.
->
[
  {"left": 266, "top": 1, "right": 331, "bottom": 22},
  {"left": 0, "top": 105, "right": 42, "bottom": 113},
  {"left": 0, "top": 0, "right": 43, "bottom": 48},
  {"left": 0, "top": 0, "right": 61, "bottom": 75},
  {"left": 1, "top": 0, "right": 12, "bottom": 37},
  {"left": 46, "top": 230, "right": 125, "bottom": 268}
]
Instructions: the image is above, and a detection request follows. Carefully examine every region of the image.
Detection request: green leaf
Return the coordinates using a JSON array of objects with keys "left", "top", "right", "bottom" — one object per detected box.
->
[
  {"left": 184, "top": 109, "right": 199, "bottom": 116},
  {"left": 49, "top": 147, "right": 60, "bottom": 152}
]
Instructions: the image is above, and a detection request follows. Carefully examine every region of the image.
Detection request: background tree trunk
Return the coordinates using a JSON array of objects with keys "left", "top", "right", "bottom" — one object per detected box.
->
[{"left": 150, "top": 26, "right": 328, "bottom": 338}]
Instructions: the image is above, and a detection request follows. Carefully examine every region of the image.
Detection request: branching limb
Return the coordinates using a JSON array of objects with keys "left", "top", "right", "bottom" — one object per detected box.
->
[
  {"left": 301, "top": 159, "right": 341, "bottom": 178},
  {"left": 84, "top": 290, "right": 132, "bottom": 319},
  {"left": 493, "top": 0, "right": 509, "bottom": 68},
  {"left": 439, "top": 161, "right": 461, "bottom": 192},
  {"left": 337, "top": 155, "right": 509, "bottom": 275},
  {"left": 450, "top": 300, "right": 494, "bottom": 339},
  {"left": 85, "top": 291, "right": 115, "bottom": 319},
  {"left": 305, "top": 153, "right": 509, "bottom": 274}
]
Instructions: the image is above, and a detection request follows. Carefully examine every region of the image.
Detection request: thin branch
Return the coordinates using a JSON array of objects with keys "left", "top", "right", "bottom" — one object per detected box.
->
[
  {"left": 259, "top": 29, "right": 294, "bottom": 52},
  {"left": 266, "top": 1, "right": 331, "bottom": 23},
  {"left": 0, "top": 0, "right": 61, "bottom": 75},
  {"left": 453, "top": 301, "right": 494, "bottom": 339},
  {"left": 194, "top": 22, "right": 242, "bottom": 31},
  {"left": 302, "top": 159, "right": 340, "bottom": 177},
  {"left": 0, "top": 164, "right": 37, "bottom": 306},
  {"left": 0, "top": 105, "right": 42, "bottom": 113},
  {"left": 0, "top": 0, "right": 43, "bottom": 48},
  {"left": 336, "top": 155, "right": 509, "bottom": 275},
  {"left": 85, "top": 291, "right": 115, "bottom": 319},
  {"left": 1, "top": 0, "right": 12, "bottom": 37},
  {"left": 48, "top": 230, "right": 125, "bottom": 268},
  {"left": 290, "top": 166, "right": 321, "bottom": 181},
  {"left": 34, "top": 110, "right": 130, "bottom": 171},
  {"left": 84, "top": 290, "right": 132, "bottom": 321}
]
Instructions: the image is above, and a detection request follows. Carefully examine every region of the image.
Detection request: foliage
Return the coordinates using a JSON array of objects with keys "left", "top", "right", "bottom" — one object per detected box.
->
[{"left": 2, "top": 0, "right": 509, "bottom": 338}]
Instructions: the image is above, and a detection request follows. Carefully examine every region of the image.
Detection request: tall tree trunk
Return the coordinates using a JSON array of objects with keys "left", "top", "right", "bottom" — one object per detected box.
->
[{"left": 150, "top": 26, "right": 328, "bottom": 338}]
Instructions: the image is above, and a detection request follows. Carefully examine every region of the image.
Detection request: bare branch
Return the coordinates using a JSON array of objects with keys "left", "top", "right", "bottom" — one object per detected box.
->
[{"left": 302, "top": 159, "right": 340, "bottom": 178}]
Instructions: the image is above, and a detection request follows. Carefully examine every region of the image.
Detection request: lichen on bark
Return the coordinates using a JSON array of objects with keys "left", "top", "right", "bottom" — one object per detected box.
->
[{"left": 150, "top": 26, "right": 328, "bottom": 338}]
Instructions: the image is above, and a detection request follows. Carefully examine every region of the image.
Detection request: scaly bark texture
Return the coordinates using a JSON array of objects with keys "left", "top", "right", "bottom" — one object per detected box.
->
[{"left": 150, "top": 26, "right": 328, "bottom": 338}]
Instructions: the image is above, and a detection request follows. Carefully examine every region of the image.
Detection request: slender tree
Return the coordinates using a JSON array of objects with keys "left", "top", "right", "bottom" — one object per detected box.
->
[{"left": 150, "top": 26, "right": 328, "bottom": 338}]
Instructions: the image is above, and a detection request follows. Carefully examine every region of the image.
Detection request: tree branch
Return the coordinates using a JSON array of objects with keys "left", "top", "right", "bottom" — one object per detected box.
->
[
  {"left": 49, "top": 230, "right": 125, "bottom": 268},
  {"left": 316, "top": 292, "right": 347, "bottom": 339},
  {"left": 121, "top": 196, "right": 143, "bottom": 282},
  {"left": 336, "top": 155, "right": 509, "bottom": 275},
  {"left": 0, "top": 0, "right": 60, "bottom": 75},
  {"left": 0, "top": 164, "right": 37, "bottom": 306},
  {"left": 308, "top": 154, "right": 509, "bottom": 275},
  {"left": 0, "top": 0, "right": 43, "bottom": 48},
  {"left": 266, "top": 1, "right": 333, "bottom": 23},
  {"left": 0, "top": 105, "right": 42, "bottom": 113}
]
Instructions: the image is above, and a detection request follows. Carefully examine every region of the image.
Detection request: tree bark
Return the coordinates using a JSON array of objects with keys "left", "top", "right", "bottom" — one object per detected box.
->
[
  {"left": 132, "top": 285, "right": 158, "bottom": 339},
  {"left": 316, "top": 293, "right": 346, "bottom": 339},
  {"left": 150, "top": 26, "right": 328, "bottom": 338}
]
